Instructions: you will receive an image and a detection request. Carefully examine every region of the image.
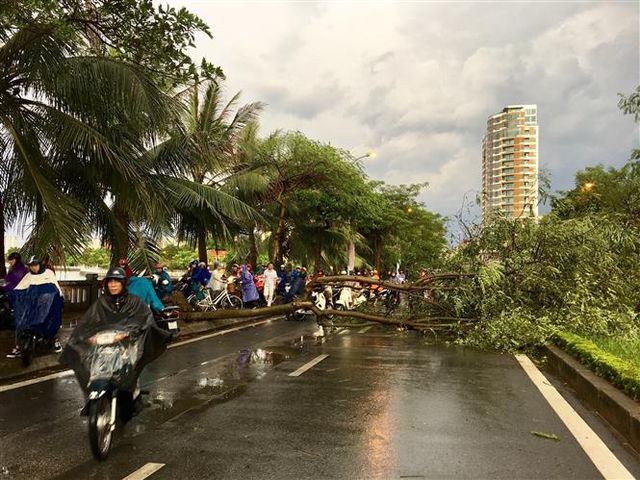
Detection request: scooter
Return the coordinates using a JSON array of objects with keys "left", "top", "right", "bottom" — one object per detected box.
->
[
  {"left": 333, "top": 286, "right": 368, "bottom": 311},
  {"left": 17, "top": 330, "right": 54, "bottom": 367},
  {"left": 288, "top": 287, "right": 333, "bottom": 321},
  {"left": 0, "top": 281, "right": 15, "bottom": 330},
  {"left": 153, "top": 306, "right": 180, "bottom": 337},
  {"left": 84, "top": 328, "right": 137, "bottom": 460}
]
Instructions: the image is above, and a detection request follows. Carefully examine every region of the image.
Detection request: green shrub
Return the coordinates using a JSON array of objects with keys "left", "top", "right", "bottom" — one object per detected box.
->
[{"left": 555, "top": 331, "right": 640, "bottom": 399}]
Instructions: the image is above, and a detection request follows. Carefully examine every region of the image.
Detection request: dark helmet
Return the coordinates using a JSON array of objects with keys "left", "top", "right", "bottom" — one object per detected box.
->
[
  {"left": 105, "top": 266, "right": 127, "bottom": 282},
  {"left": 7, "top": 252, "right": 21, "bottom": 262},
  {"left": 27, "top": 255, "right": 41, "bottom": 266}
]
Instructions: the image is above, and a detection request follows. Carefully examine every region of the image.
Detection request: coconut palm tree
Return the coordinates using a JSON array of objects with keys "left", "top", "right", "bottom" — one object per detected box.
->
[
  {"left": 0, "top": 22, "right": 179, "bottom": 265},
  {"left": 169, "top": 80, "right": 265, "bottom": 262}
]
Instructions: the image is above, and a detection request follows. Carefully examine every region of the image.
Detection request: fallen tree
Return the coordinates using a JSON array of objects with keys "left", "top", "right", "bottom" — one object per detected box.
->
[{"left": 181, "top": 273, "right": 478, "bottom": 333}]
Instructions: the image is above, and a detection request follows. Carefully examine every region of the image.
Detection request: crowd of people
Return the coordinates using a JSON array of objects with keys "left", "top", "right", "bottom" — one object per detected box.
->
[
  {"left": 176, "top": 260, "right": 423, "bottom": 310},
  {"left": 1, "top": 251, "right": 431, "bottom": 359}
]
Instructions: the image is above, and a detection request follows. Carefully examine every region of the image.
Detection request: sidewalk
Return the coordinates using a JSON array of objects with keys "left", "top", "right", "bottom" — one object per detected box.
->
[{"left": 0, "top": 315, "right": 278, "bottom": 385}]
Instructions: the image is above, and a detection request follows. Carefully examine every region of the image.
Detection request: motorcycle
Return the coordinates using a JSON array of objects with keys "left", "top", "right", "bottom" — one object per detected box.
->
[
  {"left": 153, "top": 306, "right": 180, "bottom": 337},
  {"left": 0, "top": 280, "right": 15, "bottom": 330},
  {"left": 84, "top": 328, "right": 138, "bottom": 460},
  {"left": 151, "top": 274, "right": 173, "bottom": 300},
  {"left": 288, "top": 286, "right": 333, "bottom": 321},
  {"left": 17, "top": 330, "right": 56, "bottom": 367},
  {"left": 333, "top": 286, "right": 368, "bottom": 311}
]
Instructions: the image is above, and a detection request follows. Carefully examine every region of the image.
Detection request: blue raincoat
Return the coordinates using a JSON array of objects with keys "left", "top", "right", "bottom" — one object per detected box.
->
[
  {"left": 10, "top": 269, "right": 63, "bottom": 338},
  {"left": 129, "top": 277, "right": 165, "bottom": 312}
]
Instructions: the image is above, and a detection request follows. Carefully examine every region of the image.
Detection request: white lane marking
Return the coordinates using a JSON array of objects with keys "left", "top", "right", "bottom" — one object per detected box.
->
[
  {"left": 169, "top": 317, "right": 281, "bottom": 349},
  {"left": 0, "top": 318, "right": 281, "bottom": 394},
  {"left": 339, "top": 329, "right": 349, "bottom": 335},
  {"left": 122, "top": 462, "right": 165, "bottom": 480},
  {"left": 289, "top": 354, "right": 330, "bottom": 377},
  {"left": 0, "top": 369, "right": 73, "bottom": 393},
  {"left": 358, "top": 325, "right": 373, "bottom": 334},
  {"left": 515, "top": 354, "right": 634, "bottom": 480}
]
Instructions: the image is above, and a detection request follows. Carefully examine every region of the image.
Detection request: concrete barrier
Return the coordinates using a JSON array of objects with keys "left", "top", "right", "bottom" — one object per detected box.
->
[{"left": 544, "top": 344, "right": 640, "bottom": 453}]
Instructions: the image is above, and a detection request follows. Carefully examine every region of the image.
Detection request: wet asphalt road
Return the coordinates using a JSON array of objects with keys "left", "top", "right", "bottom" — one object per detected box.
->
[{"left": 1, "top": 319, "right": 639, "bottom": 480}]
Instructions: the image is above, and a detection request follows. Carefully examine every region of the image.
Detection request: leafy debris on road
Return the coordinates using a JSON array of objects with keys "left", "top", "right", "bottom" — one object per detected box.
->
[{"left": 530, "top": 430, "right": 560, "bottom": 441}]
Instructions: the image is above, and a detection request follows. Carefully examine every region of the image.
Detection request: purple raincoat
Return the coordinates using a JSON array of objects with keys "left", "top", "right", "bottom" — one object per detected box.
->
[
  {"left": 240, "top": 265, "right": 259, "bottom": 303},
  {"left": 1, "top": 261, "right": 28, "bottom": 293}
]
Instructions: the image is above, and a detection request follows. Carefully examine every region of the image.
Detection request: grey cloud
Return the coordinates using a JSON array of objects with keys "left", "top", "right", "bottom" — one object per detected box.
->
[
  {"left": 258, "top": 80, "right": 348, "bottom": 120},
  {"left": 178, "top": 0, "right": 639, "bottom": 222}
]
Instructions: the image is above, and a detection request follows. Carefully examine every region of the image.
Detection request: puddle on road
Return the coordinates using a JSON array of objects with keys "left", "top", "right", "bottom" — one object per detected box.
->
[{"left": 129, "top": 330, "right": 322, "bottom": 433}]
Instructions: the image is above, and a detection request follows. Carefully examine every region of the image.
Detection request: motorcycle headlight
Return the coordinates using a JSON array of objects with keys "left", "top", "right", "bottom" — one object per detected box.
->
[{"left": 88, "top": 331, "right": 129, "bottom": 345}]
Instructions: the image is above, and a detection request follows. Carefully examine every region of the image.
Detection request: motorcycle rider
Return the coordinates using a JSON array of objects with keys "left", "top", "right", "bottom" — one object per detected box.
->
[
  {"left": 7, "top": 256, "right": 63, "bottom": 358},
  {"left": 190, "top": 262, "right": 211, "bottom": 299},
  {"left": 61, "top": 267, "right": 169, "bottom": 420},
  {"left": 285, "top": 267, "right": 307, "bottom": 303},
  {"left": 1, "top": 252, "right": 28, "bottom": 294},
  {"left": 129, "top": 275, "right": 165, "bottom": 313},
  {"left": 153, "top": 263, "right": 173, "bottom": 300},
  {"left": 117, "top": 258, "right": 134, "bottom": 279}
]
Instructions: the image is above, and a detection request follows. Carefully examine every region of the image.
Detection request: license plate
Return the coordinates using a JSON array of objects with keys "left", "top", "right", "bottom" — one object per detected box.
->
[{"left": 168, "top": 321, "right": 178, "bottom": 330}]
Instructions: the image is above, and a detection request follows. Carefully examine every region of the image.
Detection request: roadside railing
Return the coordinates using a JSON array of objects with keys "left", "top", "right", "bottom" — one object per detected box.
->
[{"left": 59, "top": 274, "right": 101, "bottom": 313}]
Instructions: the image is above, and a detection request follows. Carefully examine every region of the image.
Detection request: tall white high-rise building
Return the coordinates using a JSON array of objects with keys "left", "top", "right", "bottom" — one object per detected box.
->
[{"left": 482, "top": 105, "right": 539, "bottom": 221}]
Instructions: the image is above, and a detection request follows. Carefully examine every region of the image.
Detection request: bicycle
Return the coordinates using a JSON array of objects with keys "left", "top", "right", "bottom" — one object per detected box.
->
[{"left": 187, "top": 286, "right": 242, "bottom": 311}]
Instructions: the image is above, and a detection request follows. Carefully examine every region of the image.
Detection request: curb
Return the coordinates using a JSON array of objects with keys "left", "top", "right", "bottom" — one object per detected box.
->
[
  {"left": 0, "top": 315, "right": 282, "bottom": 386},
  {"left": 544, "top": 344, "right": 640, "bottom": 453}
]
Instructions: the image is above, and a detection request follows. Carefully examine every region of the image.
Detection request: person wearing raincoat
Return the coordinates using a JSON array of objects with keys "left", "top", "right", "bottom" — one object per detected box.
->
[
  {"left": 129, "top": 276, "right": 165, "bottom": 312},
  {"left": 6, "top": 256, "right": 63, "bottom": 358},
  {"left": 276, "top": 265, "right": 288, "bottom": 296},
  {"left": 60, "top": 267, "right": 170, "bottom": 420},
  {"left": 153, "top": 263, "right": 173, "bottom": 299},
  {"left": 1, "top": 252, "right": 28, "bottom": 294},
  {"left": 240, "top": 264, "right": 259, "bottom": 307},
  {"left": 117, "top": 258, "right": 134, "bottom": 279},
  {"left": 190, "top": 262, "right": 211, "bottom": 300}
]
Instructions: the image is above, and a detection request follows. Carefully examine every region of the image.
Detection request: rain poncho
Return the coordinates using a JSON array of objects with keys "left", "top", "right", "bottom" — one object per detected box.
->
[
  {"left": 10, "top": 269, "right": 63, "bottom": 338},
  {"left": 240, "top": 265, "right": 259, "bottom": 303},
  {"left": 276, "top": 268, "right": 288, "bottom": 294},
  {"left": 1, "top": 261, "right": 28, "bottom": 293},
  {"left": 60, "top": 293, "right": 169, "bottom": 392},
  {"left": 154, "top": 270, "right": 173, "bottom": 298},
  {"left": 129, "top": 277, "right": 164, "bottom": 312},
  {"left": 192, "top": 266, "right": 211, "bottom": 286}
]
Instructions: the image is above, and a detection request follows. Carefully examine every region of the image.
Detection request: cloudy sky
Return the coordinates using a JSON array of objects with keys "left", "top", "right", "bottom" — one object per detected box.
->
[{"left": 178, "top": 1, "right": 637, "bottom": 228}]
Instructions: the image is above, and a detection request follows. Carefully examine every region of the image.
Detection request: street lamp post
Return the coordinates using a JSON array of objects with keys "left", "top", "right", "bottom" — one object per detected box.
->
[
  {"left": 353, "top": 151, "right": 376, "bottom": 162},
  {"left": 348, "top": 151, "right": 376, "bottom": 272}
]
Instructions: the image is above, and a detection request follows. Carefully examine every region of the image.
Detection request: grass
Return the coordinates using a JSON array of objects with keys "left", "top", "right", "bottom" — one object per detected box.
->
[
  {"left": 589, "top": 334, "right": 640, "bottom": 372},
  {"left": 554, "top": 331, "right": 640, "bottom": 399}
]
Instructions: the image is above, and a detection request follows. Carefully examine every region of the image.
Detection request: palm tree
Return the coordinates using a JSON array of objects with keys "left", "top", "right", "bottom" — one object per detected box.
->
[
  {"left": 169, "top": 80, "right": 264, "bottom": 262},
  {"left": 0, "top": 23, "right": 178, "bottom": 264}
]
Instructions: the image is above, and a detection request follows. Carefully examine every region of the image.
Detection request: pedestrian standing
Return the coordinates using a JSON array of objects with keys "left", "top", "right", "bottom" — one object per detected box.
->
[
  {"left": 276, "top": 265, "right": 288, "bottom": 296},
  {"left": 240, "top": 264, "right": 259, "bottom": 308},
  {"left": 263, "top": 263, "right": 278, "bottom": 307}
]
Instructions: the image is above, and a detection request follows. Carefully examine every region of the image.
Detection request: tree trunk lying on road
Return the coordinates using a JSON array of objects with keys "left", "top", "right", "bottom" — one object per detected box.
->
[
  {"left": 308, "top": 274, "right": 475, "bottom": 292},
  {"left": 182, "top": 274, "right": 478, "bottom": 331}
]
